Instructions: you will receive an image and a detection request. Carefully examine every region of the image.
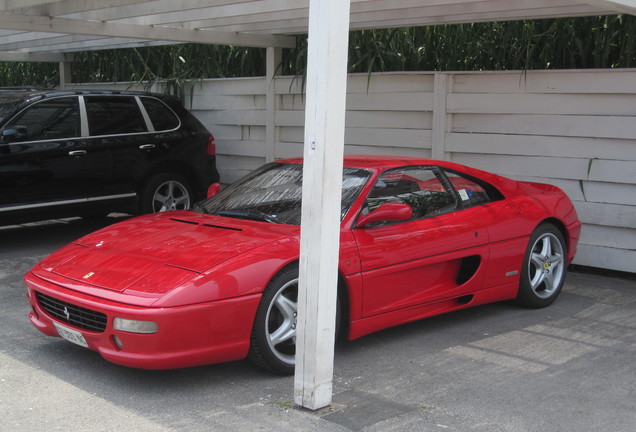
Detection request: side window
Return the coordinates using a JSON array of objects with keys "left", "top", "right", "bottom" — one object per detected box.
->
[
  {"left": 141, "top": 97, "right": 180, "bottom": 131},
  {"left": 444, "top": 171, "right": 495, "bottom": 208},
  {"left": 364, "top": 166, "right": 457, "bottom": 225},
  {"left": 3, "top": 97, "right": 79, "bottom": 142},
  {"left": 85, "top": 96, "right": 147, "bottom": 136}
]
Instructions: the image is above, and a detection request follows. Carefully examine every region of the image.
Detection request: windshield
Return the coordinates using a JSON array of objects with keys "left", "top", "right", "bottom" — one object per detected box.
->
[{"left": 193, "top": 162, "right": 371, "bottom": 225}]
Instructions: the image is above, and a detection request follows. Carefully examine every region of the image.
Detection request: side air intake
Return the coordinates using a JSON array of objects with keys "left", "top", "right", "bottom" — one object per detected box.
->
[{"left": 456, "top": 255, "right": 481, "bottom": 285}]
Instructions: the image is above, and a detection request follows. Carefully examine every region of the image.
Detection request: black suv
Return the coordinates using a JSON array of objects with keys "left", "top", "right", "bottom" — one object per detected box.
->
[{"left": 0, "top": 89, "right": 219, "bottom": 225}]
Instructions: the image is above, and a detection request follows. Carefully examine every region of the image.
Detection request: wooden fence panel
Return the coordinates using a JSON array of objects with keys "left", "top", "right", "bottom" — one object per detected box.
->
[
  {"left": 451, "top": 70, "right": 636, "bottom": 94},
  {"left": 123, "top": 69, "right": 635, "bottom": 273},
  {"left": 446, "top": 70, "right": 636, "bottom": 273}
]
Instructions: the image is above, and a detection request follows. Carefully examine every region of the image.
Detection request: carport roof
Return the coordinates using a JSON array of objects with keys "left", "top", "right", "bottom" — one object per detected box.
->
[{"left": 0, "top": 0, "right": 634, "bottom": 62}]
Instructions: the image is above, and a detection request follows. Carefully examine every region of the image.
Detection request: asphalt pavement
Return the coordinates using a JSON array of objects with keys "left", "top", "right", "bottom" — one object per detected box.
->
[{"left": 1, "top": 216, "right": 635, "bottom": 432}]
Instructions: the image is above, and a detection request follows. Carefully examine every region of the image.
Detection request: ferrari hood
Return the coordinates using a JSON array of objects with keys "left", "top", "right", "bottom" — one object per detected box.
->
[{"left": 38, "top": 211, "right": 299, "bottom": 293}]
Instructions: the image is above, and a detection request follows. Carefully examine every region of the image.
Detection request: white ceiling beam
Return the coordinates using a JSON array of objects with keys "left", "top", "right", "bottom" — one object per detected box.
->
[
  {"left": 349, "top": 4, "right": 612, "bottom": 26},
  {"left": 58, "top": 0, "right": 306, "bottom": 35},
  {"left": 189, "top": 0, "right": 509, "bottom": 30},
  {"left": 349, "top": 0, "right": 604, "bottom": 17},
  {"left": 182, "top": 0, "right": 608, "bottom": 29},
  {"left": 0, "top": 50, "right": 69, "bottom": 61},
  {"left": 187, "top": 0, "right": 611, "bottom": 35},
  {"left": 0, "top": 30, "right": 61, "bottom": 46},
  {"left": 0, "top": 13, "right": 297, "bottom": 48},
  {"left": 10, "top": 36, "right": 141, "bottom": 52},
  {"left": 0, "top": 0, "right": 58, "bottom": 11},
  {"left": 0, "top": 2, "right": 626, "bottom": 65},
  {"left": 189, "top": 8, "right": 307, "bottom": 31},
  {"left": 581, "top": 0, "right": 636, "bottom": 14},
  {"left": 53, "top": 39, "right": 179, "bottom": 53},
  {"left": 24, "top": 0, "right": 156, "bottom": 16},
  {"left": 191, "top": 5, "right": 610, "bottom": 35},
  {"left": 60, "top": 0, "right": 258, "bottom": 22},
  {"left": 0, "top": 32, "right": 185, "bottom": 52}
]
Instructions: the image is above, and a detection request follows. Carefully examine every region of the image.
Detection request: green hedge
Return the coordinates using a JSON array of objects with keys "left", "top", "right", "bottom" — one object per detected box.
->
[{"left": 1, "top": 16, "right": 634, "bottom": 88}]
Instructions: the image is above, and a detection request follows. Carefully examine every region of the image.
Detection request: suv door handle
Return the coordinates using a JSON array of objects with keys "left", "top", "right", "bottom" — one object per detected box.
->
[
  {"left": 139, "top": 144, "right": 156, "bottom": 150},
  {"left": 68, "top": 150, "right": 87, "bottom": 156}
]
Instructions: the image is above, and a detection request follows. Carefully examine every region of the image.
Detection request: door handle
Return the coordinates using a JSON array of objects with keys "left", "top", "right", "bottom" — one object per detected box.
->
[
  {"left": 68, "top": 150, "right": 87, "bottom": 156},
  {"left": 139, "top": 144, "right": 156, "bottom": 150}
]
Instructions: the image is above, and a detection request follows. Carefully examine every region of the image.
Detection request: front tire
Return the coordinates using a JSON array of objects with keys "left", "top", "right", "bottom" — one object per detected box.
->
[
  {"left": 248, "top": 265, "right": 342, "bottom": 375},
  {"left": 516, "top": 223, "right": 567, "bottom": 308},
  {"left": 140, "top": 173, "right": 192, "bottom": 214},
  {"left": 248, "top": 266, "right": 299, "bottom": 375}
]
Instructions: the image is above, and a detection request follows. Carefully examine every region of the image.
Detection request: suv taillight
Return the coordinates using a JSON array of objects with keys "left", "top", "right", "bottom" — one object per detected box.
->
[{"left": 207, "top": 134, "right": 216, "bottom": 155}]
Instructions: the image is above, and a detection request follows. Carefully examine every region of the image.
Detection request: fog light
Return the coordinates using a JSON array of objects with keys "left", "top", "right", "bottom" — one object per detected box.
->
[{"left": 113, "top": 318, "right": 158, "bottom": 334}]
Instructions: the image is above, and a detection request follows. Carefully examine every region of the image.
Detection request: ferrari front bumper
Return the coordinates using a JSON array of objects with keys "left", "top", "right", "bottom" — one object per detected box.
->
[{"left": 25, "top": 271, "right": 261, "bottom": 369}]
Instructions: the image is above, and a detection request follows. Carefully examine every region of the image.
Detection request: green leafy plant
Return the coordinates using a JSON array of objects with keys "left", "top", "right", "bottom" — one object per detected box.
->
[
  {"left": 0, "top": 15, "right": 634, "bottom": 89},
  {"left": 579, "top": 158, "right": 599, "bottom": 202}
]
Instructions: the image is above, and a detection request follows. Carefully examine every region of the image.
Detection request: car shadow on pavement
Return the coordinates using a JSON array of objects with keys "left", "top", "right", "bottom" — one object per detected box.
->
[
  {"left": 0, "top": 214, "right": 132, "bottom": 254},
  {"left": 3, "top": 217, "right": 636, "bottom": 432}
]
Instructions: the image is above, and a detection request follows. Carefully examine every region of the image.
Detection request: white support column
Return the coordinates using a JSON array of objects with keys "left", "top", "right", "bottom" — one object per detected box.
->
[
  {"left": 58, "top": 61, "right": 72, "bottom": 89},
  {"left": 265, "top": 46, "right": 282, "bottom": 162},
  {"left": 294, "top": 0, "right": 351, "bottom": 411},
  {"left": 431, "top": 73, "right": 450, "bottom": 161}
]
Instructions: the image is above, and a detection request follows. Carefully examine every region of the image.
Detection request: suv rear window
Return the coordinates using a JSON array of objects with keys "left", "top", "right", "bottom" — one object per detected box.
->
[
  {"left": 85, "top": 96, "right": 147, "bottom": 136},
  {"left": 141, "top": 97, "right": 180, "bottom": 131}
]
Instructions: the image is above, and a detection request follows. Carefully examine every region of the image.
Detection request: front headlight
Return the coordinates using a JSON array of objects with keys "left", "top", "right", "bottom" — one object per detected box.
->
[{"left": 113, "top": 318, "right": 158, "bottom": 334}]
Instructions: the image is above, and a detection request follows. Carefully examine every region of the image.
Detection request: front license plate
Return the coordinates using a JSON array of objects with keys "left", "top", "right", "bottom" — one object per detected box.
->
[{"left": 54, "top": 322, "right": 88, "bottom": 348}]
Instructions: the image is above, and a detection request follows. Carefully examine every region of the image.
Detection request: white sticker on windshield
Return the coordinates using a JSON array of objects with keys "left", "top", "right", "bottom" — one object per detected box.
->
[{"left": 458, "top": 189, "right": 470, "bottom": 201}]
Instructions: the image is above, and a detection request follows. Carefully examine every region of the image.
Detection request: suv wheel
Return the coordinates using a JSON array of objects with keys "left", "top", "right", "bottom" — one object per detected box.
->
[{"left": 140, "top": 173, "right": 192, "bottom": 213}]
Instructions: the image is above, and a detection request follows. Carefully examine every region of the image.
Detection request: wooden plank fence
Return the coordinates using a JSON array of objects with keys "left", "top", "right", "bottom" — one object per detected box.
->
[{"left": 74, "top": 69, "right": 636, "bottom": 273}]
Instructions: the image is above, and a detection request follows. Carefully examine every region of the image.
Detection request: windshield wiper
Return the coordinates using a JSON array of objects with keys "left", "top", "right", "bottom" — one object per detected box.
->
[
  {"left": 191, "top": 202, "right": 208, "bottom": 214},
  {"left": 216, "top": 209, "right": 278, "bottom": 223}
]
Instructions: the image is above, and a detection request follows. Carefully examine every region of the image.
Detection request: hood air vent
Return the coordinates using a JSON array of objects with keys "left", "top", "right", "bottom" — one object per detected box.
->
[
  {"left": 170, "top": 218, "right": 198, "bottom": 225},
  {"left": 170, "top": 217, "right": 243, "bottom": 232}
]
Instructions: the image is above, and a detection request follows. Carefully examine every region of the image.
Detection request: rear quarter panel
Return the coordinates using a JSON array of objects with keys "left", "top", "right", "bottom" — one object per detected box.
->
[{"left": 482, "top": 181, "right": 580, "bottom": 288}]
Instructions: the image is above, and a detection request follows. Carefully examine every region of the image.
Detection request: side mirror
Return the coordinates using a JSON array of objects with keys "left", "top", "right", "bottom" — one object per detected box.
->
[
  {"left": 2, "top": 126, "right": 27, "bottom": 142},
  {"left": 356, "top": 202, "right": 413, "bottom": 228},
  {"left": 206, "top": 182, "right": 221, "bottom": 199}
]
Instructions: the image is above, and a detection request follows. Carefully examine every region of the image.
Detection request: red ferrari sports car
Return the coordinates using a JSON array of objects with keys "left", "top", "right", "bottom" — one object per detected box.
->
[{"left": 25, "top": 156, "right": 581, "bottom": 374}]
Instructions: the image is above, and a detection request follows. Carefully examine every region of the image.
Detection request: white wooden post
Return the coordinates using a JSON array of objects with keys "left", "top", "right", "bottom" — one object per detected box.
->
[
  {"left": 265, "top": 46, "right": 282, "bottom": 162},
  {"left": 58, "top": 61, "right": 72, "bottom": 89},
  {"left": 431, "top": 73, "right": 450, "bottom": 161},
  {"left": 294, "top": 0, "right": 351, "bottom": 410}
]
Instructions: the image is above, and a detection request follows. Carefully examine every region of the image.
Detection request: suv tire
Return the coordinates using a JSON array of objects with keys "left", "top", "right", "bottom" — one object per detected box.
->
[{"left": 140, "top": 173, "right": 192, "bottom": 213}]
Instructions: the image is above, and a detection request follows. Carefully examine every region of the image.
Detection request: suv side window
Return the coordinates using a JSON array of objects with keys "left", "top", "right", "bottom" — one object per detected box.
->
[
  {"left": 85, "top": 96, "right": 147, "bottom": 136},
  {"left": 3, "top": 97, "right": 80, "bottom": 142},
  {"left": 141, "top": 97, "right": 180, "bottom": 131}
]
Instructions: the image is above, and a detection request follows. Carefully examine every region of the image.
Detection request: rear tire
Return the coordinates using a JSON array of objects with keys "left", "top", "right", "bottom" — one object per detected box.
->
[
  {"left": 516, "top": 223, "right": 567, "bottom": 308},
  {"left": 140, "top": 173, "right": 192, "bottom": 214}
]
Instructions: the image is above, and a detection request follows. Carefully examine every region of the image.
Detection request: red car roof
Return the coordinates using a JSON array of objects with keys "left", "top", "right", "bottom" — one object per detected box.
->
[
  {"left": 274, "top": 154, "right": 526, "bottom": 198},
  {"left": 278, "top": 154, "right": 449, "bottom": 169}
]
